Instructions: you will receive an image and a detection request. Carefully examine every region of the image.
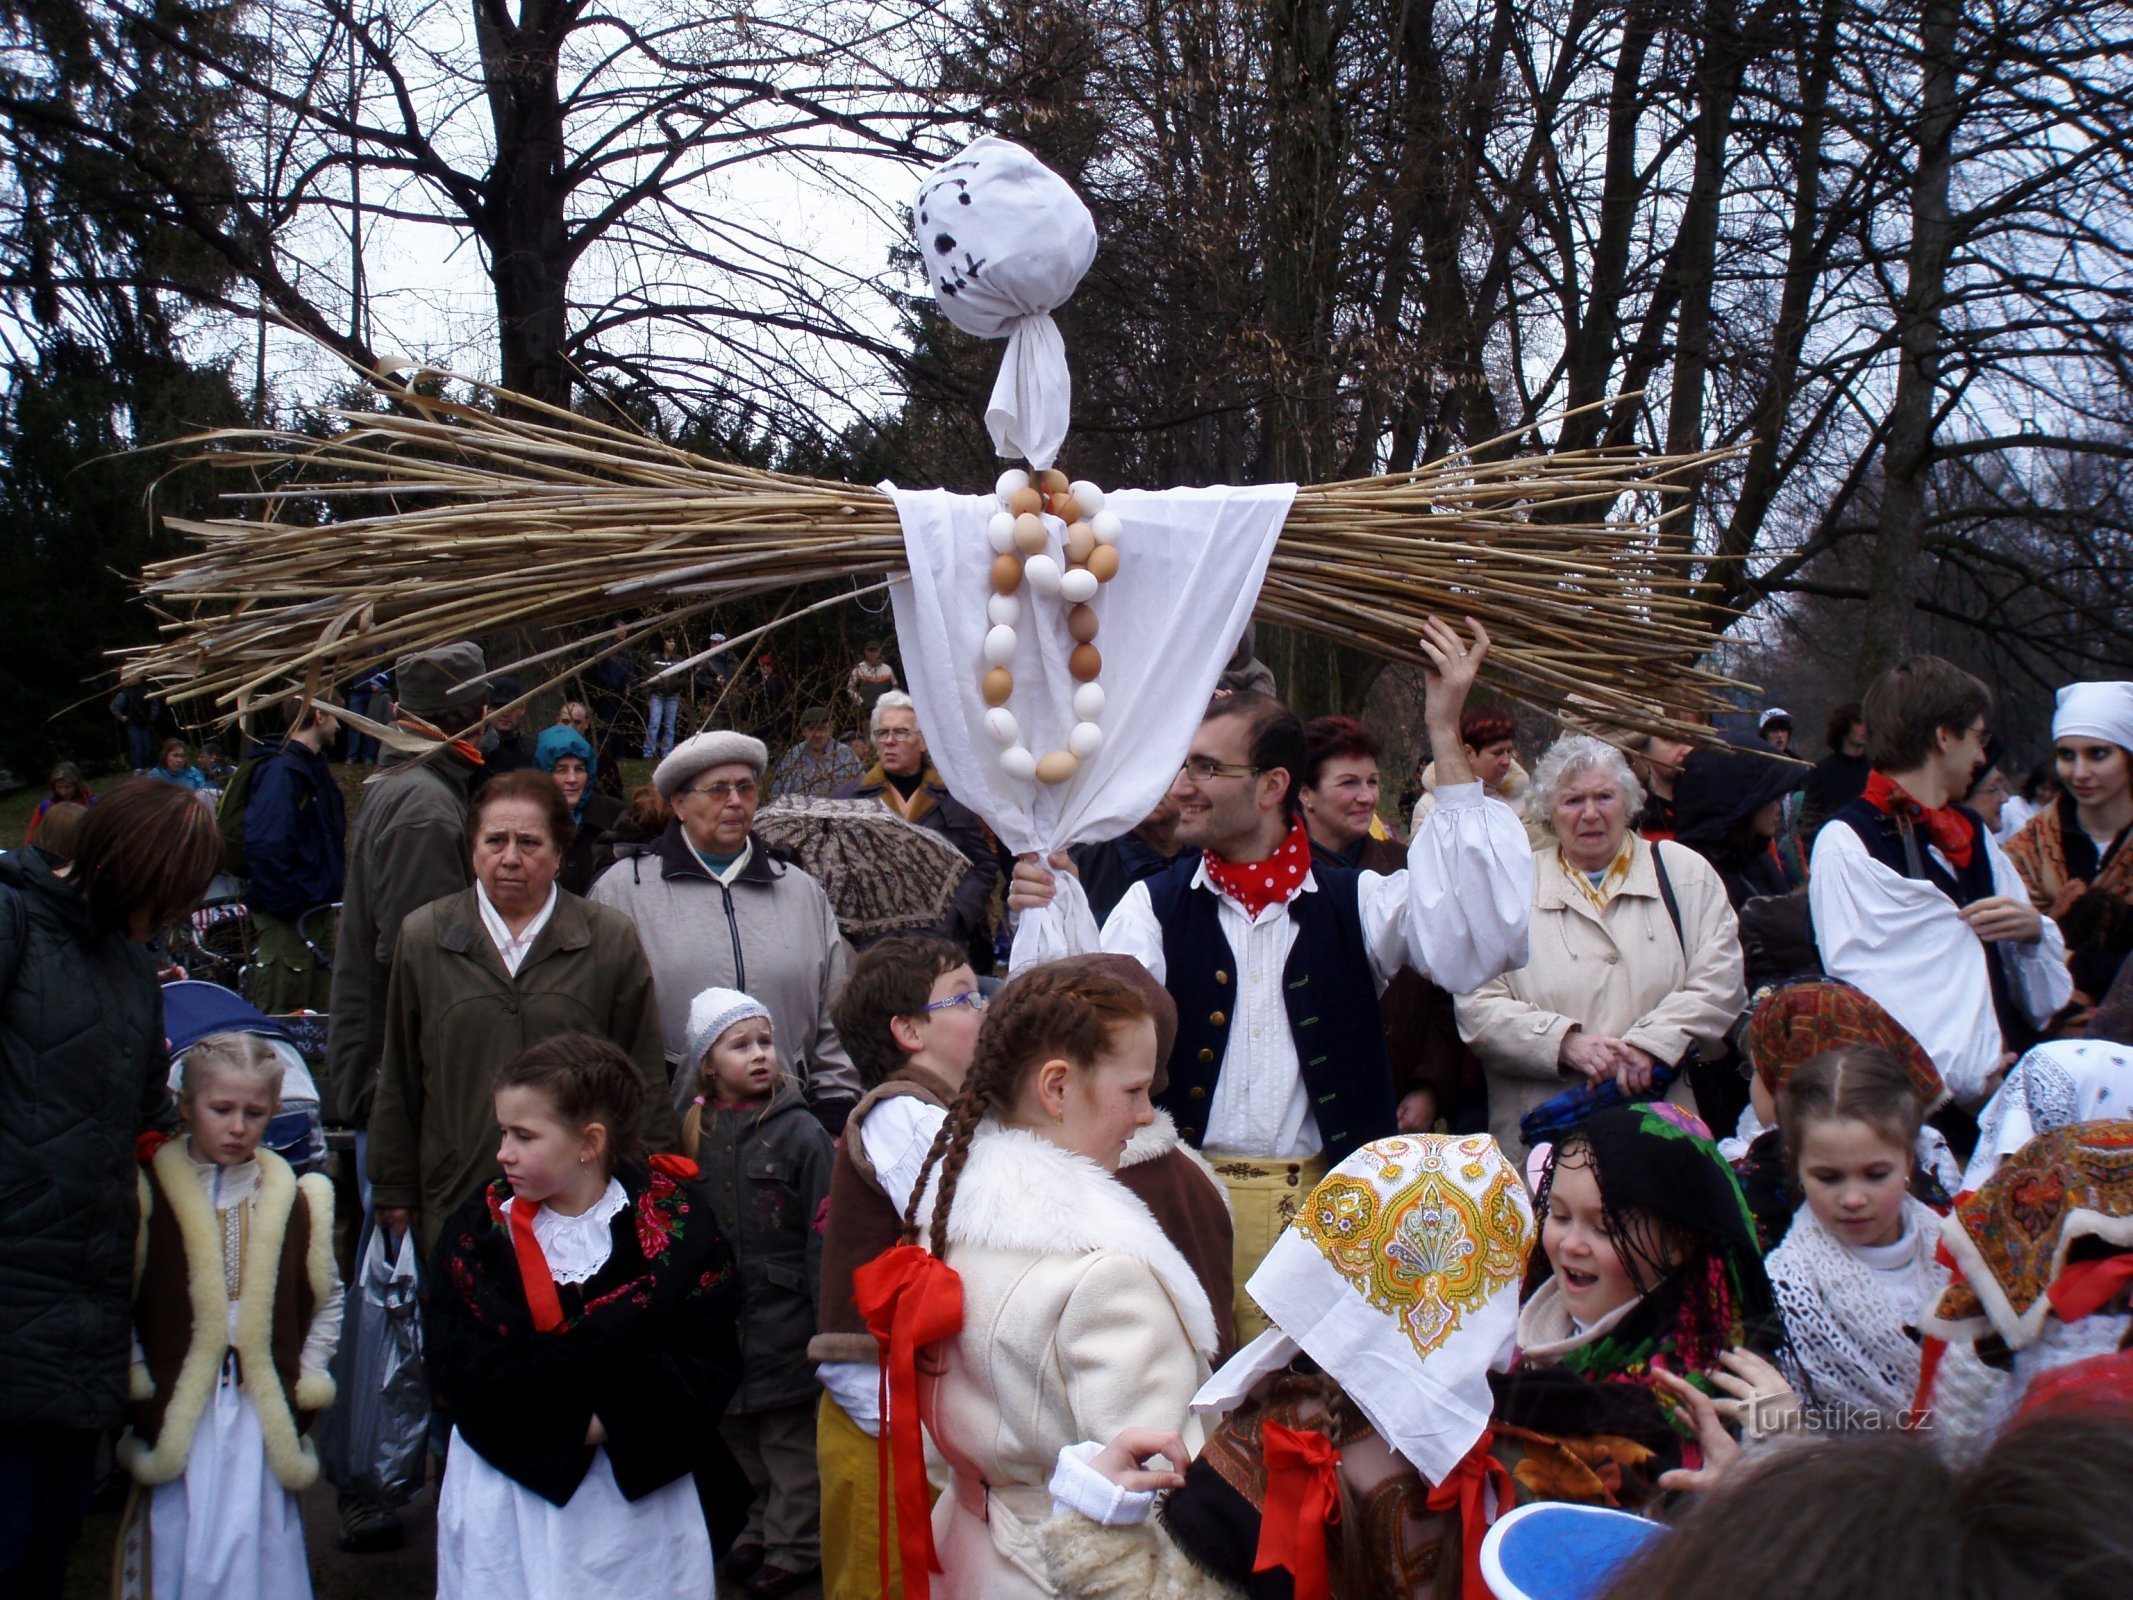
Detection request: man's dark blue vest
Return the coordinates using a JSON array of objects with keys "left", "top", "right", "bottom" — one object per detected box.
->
[{"left": 1144, "top": 857, "right": 1395, "bottom": 1163}]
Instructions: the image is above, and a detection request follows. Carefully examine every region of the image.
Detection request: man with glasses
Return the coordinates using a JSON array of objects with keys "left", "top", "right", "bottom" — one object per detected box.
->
[
  {"left": 1009, "top": 618, "right": 1532, "bottom": 1338},
  {"left": 834, "top": 691, "right": 999, "bottom": 970},
  {"left": 591, "top": 729, "right": 861, "bottom": 1132},
  {"left": 1810, "top": 655, "right": 2067, "bottom": 1106}
]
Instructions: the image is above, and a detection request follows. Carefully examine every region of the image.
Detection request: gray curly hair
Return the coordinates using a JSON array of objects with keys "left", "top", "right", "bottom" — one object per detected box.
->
[{"left": 1526, "top": 733, "right": 1646, "bottom": 837}]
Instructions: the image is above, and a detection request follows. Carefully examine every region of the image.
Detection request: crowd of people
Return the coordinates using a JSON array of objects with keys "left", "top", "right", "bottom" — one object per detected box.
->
[{"left": 4, "top": 629, "right": 2133, "bottom": 1600}]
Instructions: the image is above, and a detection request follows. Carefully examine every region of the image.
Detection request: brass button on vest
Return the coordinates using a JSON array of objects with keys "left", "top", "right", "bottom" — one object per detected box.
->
[
  {"left": 1210, "top": 1010, "right": 1227, "bottom": 1027},
  {"left": 1214, "top": 970, "right": 1230, "bottom": 985},
  {"left": 1197, "top": 1047, "right": 1215, "bottom": 1063}
]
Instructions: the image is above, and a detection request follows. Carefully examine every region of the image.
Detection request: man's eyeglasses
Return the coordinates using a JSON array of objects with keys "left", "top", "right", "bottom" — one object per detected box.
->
[
  {"left": 875, "top": 728, "right": 922, "bottom": 743},
  {"left": 1179, "top": 756, "right": 1260, "bottom": 782},
  {"left": 920, "top": 990, "right": 988, "bottom": 1014},
  {"left": 685, "top": 780, "right": 758, "bottom": 801}
]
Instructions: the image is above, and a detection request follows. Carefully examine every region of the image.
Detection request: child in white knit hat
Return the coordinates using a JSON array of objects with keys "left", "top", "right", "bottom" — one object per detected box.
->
[{"left": 679, "top": 986, "right": 834, "bottom": 1597}]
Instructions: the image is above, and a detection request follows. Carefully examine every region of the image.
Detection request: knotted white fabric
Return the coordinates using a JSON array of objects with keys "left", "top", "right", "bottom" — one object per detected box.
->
[
  {"left": 884, "top": 482, "right": 1293, "bottom": 967},
  {"left": 913, "top": 136, "right": 1098, "bottom": 470}
]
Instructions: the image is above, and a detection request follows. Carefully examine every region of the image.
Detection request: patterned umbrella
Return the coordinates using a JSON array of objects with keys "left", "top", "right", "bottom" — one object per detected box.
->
[{"left": 752, "top": 796, "right": 972, "bottom": 939}]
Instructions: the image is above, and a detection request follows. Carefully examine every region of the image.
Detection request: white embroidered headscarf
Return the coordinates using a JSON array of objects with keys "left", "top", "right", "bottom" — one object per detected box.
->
[
  {"left": 2052, "top": 681, "right": 2133, "bottom": 754},
  {"left": 1961, "top": 1039, "right": 2133, "bottom": 1192},
  {"left": 1193, "top": 1134, "right": 1533, "bottom": 1484}
]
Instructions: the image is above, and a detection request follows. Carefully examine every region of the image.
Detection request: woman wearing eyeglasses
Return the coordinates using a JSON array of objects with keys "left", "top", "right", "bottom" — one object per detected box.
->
[
  {"left": 368, "top": 769, "right": 676, "bottom": 1257},
  {"left": 590, "top": 730, "right": 864, "bottom": 1135}
]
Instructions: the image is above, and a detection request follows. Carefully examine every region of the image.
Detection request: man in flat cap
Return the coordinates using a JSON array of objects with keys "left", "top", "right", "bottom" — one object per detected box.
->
[{"left": 591, "top": 729, "right": 861, "bottom": 1132}]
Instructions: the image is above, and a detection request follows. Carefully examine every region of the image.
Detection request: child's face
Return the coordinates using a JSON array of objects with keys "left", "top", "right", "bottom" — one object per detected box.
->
[
  {"left": 1542, "top": 1155, "right": 1645, "bottom": 1324},
  {"left": 704, "top": 1017, "right": 777, "bottom": 1103},
  {"left": 163, "top": 747, "right": 187, "bottom": 773},
  {"left": 1796, "top": 1116, "right": 1910, "bottom": 1250},
  {"left": 495, "top": 1084, "right": 601, "bottom": 1205},
  {"left": 908, "top": 965, "right": 984, "bottom": 1081},
  {"left": 1027, "top": 1016, "right": 1159, "bottom": 1173},
  {"left": 180, "top": 1067, "right": 277, "bottom": 1167}
]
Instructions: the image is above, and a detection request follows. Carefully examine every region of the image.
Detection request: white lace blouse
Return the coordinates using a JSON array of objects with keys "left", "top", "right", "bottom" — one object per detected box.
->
[{"left": 501, "top": 1178, "right": 627, "bottom": 1286}]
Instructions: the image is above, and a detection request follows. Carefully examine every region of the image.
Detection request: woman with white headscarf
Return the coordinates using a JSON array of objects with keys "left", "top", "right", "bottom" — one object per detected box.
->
[{"left": 2006, "top": 681, "right": 2133, "bottom": 920}]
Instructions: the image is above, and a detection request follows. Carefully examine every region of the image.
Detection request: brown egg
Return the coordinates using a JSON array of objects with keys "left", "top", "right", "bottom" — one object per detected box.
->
[
  {"left": 990, "top": 552, "right": 1024, "bottom": 595},
  {"left": 982, "top": 667, "right": 1014, "bottom": 707},
  {"left": 1067, "top": 603, "right": 1100, "bottom": 644},
  {"left": 1064, "top": 523, "right": 1096, "bottom": 565},
  {"left": 1069, "top": 643, "right": 1102, "bottom": 681},
  {"left": 1035, "top": 749, "right": 1081, "bottom": 785},
  {"left": 1050, "top": 493, "right": 1082, "bottom": 525},
  {"left": 1013, "top": 513, "right": 1049, "bottom": 555},
  {"left": 1086, "top": 544, "right": 1121, "bottom": 582},
  {"left": 1006, "top": 485, "right": 1043, "bottom": 516},
  {"left": 1037, "top": 468, "right": 1070, "bottom": 496}
]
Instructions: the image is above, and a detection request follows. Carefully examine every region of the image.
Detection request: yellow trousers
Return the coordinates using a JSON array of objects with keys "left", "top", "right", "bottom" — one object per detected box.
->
[
  {"left": 1210, "top": 1153, "right": 1330, "bottom": 1344},
  {"left": 818, "top": 1390, "right": 904, "bottom": 1600}
]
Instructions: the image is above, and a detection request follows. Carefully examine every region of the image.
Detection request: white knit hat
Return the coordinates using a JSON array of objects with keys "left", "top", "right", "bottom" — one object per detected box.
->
[
  {"left": 653, "top": 730, "right": 768, "bottom": 798},
  {"left": 685, "top": 986, "right": 772, "bottom": 1072}
]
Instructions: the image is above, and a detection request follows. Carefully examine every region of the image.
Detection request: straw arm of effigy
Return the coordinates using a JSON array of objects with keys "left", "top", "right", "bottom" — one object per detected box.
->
[{"left": 116, "top": 370, "right": 1750, "bottom": 742}]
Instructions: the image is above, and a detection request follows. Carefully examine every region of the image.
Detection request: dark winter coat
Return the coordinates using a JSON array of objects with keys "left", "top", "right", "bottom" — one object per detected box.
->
[
  {"left": 425, "top": 1163, "right": 748, "bottom": 1525},
  {"left": 0, "top": 848, "right": 176, "bottom": 1429},
  {"left": 242, "top": 737, "right": 347, "bottom": 923},
  {"left": 681, "top": 1082, "right": 833, "bottom": 1413}
]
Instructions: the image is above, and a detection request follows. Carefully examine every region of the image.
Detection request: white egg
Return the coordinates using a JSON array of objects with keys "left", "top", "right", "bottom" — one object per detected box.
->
[
  {"left": 986, "top": 592, "right": 1020, "bottom": 627},
  {"left": 1057, "top": 568, "right": 1099, "bottom": 604},
  {"left": 999, "top": 745, "right": 1038, "bottom": 781},
  {"left": 1025, "top": 554, "right": 1063, "bottom": 597},
  {"left": 1072, "top": 682, "right": 1106, "bottom": 720},
  {"left": 1068, "top": 480, "right": 1105, "bottom": 514},
  {"left": 1068, "top": 720, "right": 1105, "bottom": 758},
  {"left": 986, "top": 512, "right": 1017, "bottom": 553},
  {"left": 1090, "top": 509, "right": 1123, "bottom": 545},
  {"left": 985, "top": 708, "right": 1020, "bottom": 747},
  {"left": 995, "top": 468, "right": 1030, "bottom": 500},
  {"left": 982, "top": 624, "right": 1018, "bottom": 666}
]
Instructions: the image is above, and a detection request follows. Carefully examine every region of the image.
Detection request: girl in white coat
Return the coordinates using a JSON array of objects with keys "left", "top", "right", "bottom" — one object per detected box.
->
[{"left": 874, "top": 959, "right": 1221, "bottom": 1600}]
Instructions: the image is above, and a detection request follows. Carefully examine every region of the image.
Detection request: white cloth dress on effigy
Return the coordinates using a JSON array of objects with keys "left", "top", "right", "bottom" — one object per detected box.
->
[{"left": 436, "top": 1180, "right": 715, "bottom": 1600}]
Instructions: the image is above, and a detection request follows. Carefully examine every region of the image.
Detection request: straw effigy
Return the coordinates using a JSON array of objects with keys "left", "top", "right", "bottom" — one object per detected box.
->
[{"left": 115, "top": 364, "right": 1747, "bottom": 747}]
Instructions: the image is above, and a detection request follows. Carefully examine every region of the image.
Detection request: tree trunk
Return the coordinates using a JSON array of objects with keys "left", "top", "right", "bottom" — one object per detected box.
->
[
  {"left": 1858, "top": 0, "right": 1959, "bottom": 684},
  {"left": 475, "top": 0, "right": 575, "bottom": 413}
]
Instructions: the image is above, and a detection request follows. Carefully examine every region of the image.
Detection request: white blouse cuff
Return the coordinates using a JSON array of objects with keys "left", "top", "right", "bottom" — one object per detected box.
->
[{"left": 1048, "top": 1441, "right": 1157, "bottom": 1526}]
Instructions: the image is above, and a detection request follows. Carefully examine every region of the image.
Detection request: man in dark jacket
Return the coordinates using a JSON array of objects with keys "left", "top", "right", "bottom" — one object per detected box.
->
[
  {"left": 833, "top": 691, "right": 998, "bottom": 971},
  {"left": 243, "top": 699, "right": 347, "bottom": 1012},
  {"left": 472, "top": 672, "right": 534, "bottom": 792}
]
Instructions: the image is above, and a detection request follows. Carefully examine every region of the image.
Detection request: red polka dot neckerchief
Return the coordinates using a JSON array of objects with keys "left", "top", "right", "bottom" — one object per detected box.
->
[{"left": 1203, "top": 817, "right": 1315, "bottom": 919}]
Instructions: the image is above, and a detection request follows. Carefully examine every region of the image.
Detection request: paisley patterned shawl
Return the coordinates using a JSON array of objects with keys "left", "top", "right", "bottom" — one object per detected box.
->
[
  {"left": 1745, "top": 979, "right": 1947, "bottom": 1110},
  {"left": 1926, "top": 1119, "right": 2133, "bottom": 1351},
  {"left": 2003, "top": 794, "right": 2133, "bottom": 913}
]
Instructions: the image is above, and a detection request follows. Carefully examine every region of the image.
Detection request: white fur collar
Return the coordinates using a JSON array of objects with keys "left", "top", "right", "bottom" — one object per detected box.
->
[{"left": 924, "top": 1121, "right": 1220, "bottom": 1359}]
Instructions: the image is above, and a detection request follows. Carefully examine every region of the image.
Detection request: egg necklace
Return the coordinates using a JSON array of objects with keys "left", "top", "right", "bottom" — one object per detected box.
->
[{"left": 978, "top": 466, "right": 1123, "bottom": 784}]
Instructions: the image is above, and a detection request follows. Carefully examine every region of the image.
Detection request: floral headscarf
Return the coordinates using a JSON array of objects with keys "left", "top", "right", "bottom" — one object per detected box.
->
[{"left": 1746, "top": 979, "right": 1947, "bottom": 1110}]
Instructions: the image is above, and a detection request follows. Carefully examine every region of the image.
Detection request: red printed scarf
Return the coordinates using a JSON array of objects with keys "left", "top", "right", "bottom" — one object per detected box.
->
[
  {"left": 1863, "top": 770, "right": 1975, "bottom": 871},
  {"left": 1205, "top": 817, "right": 1314, "bottom": 918}
]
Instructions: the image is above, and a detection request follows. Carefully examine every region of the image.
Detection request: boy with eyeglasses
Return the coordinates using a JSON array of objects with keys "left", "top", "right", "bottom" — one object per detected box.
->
[{"left": 1810, "top": 654, "right": 2069, "bottom": 1108}]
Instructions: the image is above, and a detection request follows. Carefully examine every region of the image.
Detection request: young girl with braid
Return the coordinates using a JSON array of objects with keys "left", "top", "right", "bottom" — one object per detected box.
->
[{"left": 860, "top": 959, "right": 1221, "bottom": 1600}]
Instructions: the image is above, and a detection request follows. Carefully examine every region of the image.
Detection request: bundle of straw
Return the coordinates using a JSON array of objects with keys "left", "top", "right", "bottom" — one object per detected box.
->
[{"left": 118, "top": 366, "right": 1745, "bottom": 742}]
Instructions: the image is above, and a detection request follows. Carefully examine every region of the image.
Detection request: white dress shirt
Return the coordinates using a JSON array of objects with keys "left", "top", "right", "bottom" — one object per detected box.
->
[
  {"left": 1097, "top": 782, "right": 1532, "bottom": 1159},
  {"left": 1809, "top": 820, "right": 2069, "bottom": 1105},
  {"left": 475, "top": 880, "right": 560, "bottom": 977}
]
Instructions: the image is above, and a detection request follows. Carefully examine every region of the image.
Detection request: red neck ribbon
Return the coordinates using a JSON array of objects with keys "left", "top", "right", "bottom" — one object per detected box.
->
[
  {"left": 2047, "top": 1254, "right": 2133, "bottom": 1322},
  {"left": 1205, "top": 816, "right": 1314, "bottom": 918},
  {"left": 507, "top": 1200, "right": 566, "bottom": 1333},
  {"left": 1255, "top": 1420, "right": 1343, "bottom": 1600},
  {"left": 851, "top": 1243, "right": 964, "bottom": 1600},
  {"left": 1423, "top": 1429, "right": 1517, "bottom": 1600},
  {"left": 397, "top": 712, "right": 486, "bottom": 769},
  {"left": 1863, "top": 771, "right": 1975, "bottom": 870}
]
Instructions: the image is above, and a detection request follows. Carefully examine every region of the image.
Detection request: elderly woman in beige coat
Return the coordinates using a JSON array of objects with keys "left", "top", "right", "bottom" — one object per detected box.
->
[{"left": 1455, "top": 734, "right": 1746, "bottom": 1160}]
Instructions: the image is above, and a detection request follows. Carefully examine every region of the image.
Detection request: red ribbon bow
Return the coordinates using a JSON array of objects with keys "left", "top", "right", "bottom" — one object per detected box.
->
[
  {"left": 2047, "top": 1254, "right": 2133, "bottom": 1322},
  {"left": 1255, "top": 1420, "right": 1343, "bottom": 1600},
  {"left": 508, "top": 1200, "right": 566, "bottom": 1333},
  {"left": 851, "top": 1243, "right": 964, "bottom": 1600},
  {"left": 1424, "top": 1429, "right": 1516, "bottom": 1600},
  {"left": 1863, "top": 771, "right": 1976, "bottom": 870}
]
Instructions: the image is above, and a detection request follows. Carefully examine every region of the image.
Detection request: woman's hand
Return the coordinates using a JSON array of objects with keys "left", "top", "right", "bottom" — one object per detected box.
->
[
  {"left": 375, "top": 1207, "right": 414, "bottom": 1240},
  {"left": 1397, "top": 1088, "right": 1439, "bottom": 1134},
  {"left": 1417, "top": 617, "right": 1491, "bottom": 786},
  {"left": 1651, "top": 1370, "right": 1745, "bottom": 1494},
  {"left": 1702, "top": 1349, "right": 1800, "bottom": 1437},
  {"left": 1611, "top": 1043, "right": 1658, "bottom": 1095},
  {"left": 585, "top": 1414, "right": 608, "bottom": 1446},
  {"left": 1088, "top": 1428, "right": 1191, "bottom": 1493},
  {"left": 1559, "top": 1028, "right": 1627, "bottom": 1082}
]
